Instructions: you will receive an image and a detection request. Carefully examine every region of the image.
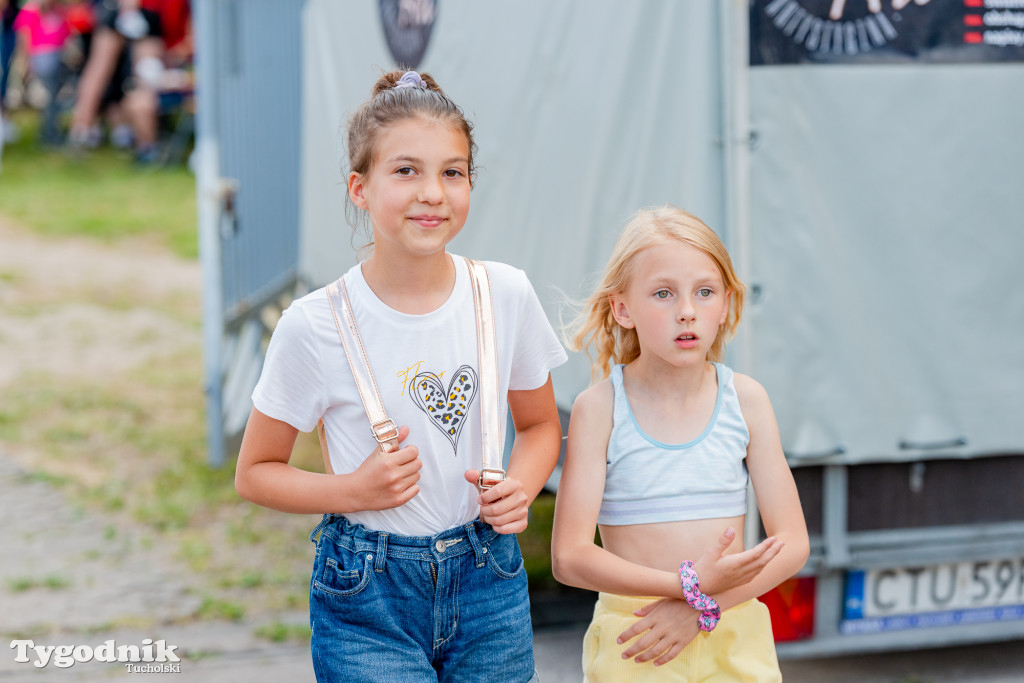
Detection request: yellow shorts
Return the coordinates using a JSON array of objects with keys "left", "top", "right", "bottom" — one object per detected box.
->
[{"left": 582, "top": 593, "right": 781, "bottom": 682}]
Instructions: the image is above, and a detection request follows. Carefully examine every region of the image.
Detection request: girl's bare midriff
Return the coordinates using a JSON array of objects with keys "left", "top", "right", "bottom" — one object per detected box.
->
[{"left": 599, "top": 515, "right": 746, "bottom": 576}]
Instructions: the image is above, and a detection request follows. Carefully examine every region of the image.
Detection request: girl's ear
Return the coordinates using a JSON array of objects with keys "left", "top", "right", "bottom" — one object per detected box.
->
[
  {"left": 348, "top": 172, "right": 368, "bottom": 210},
  {"left": 609, "top": 294, "right": 635, "bottom": 329},
  {"left": 719, "top": 289, "right": 732, "bottom": 326}
]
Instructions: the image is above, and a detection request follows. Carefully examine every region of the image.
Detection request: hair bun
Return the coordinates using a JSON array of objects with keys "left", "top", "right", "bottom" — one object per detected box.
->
[
  {"left": 371, "top": 69, "right": 444, "bottom": 97},
  {"left": 394, "top": 71, "right": 427, "bottom": 89}
]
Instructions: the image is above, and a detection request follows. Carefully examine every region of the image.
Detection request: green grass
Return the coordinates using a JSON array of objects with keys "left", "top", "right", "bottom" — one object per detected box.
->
[
  {"left": 523, "top": 493, "right": 559, "bottom": 591},
  {"left": 7, "top": 574, "right": 71, "bottom": 592},
  {"left": 197, "top": 596, "right": 246, "bottom": 622},
  {"left": 255, "top": 621, "right": 312, "bottom": 643},
  {"left": 0, "top": 110, "right": 197, "bottom": 259}
]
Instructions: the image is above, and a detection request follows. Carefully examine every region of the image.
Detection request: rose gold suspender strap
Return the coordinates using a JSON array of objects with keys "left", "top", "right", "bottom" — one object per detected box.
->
[
  {"left": 323, "top": 277, "right": 400, "bottom": 454},
  {"left": 467, "top": 259, "right": 506, "bottom": 489}
]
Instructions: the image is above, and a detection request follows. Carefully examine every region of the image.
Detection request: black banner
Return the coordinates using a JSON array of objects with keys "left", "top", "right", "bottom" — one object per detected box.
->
[{"left": 751, "top": 0, "right": 1024, "bottom": 65}]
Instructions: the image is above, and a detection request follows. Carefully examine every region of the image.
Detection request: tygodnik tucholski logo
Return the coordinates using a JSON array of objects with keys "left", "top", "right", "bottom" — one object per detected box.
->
[{"left": 10, "top": 638, "right": 181, "bottom": 672}]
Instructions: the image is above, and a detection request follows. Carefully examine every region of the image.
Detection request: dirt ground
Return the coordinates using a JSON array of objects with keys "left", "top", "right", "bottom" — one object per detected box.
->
[
  {"left": 0, "top": 221, "right": 198, "bottom": 385},
  {"left": 0, "top": 217, "right": 320, "bottom": 680}
]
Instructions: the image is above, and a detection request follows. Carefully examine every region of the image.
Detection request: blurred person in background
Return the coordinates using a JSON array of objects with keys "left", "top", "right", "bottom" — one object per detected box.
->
[
  {"left": 0, "top": 0, "right": 19, "bottom": 143},
  {"left": 1, "top": 0, "right": 22, "bottom": 144},
  {"left": 12, "top": 0, "right": 71, "bottom": 145},
  {"left": 69, "top": 0, "right": 189, "bottom": 162},
  {"left": 69, "top": 0, "right": 134, "bottom": 149}
]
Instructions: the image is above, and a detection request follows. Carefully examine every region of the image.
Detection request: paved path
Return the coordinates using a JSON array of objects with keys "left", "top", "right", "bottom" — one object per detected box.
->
[{"left": 0, "top": 453, "right": 310, "bottom": 681}]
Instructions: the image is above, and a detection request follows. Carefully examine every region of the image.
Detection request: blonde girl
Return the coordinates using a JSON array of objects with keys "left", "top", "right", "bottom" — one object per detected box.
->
[
  {"left": 235, "top": 70, "right": 566, "bottom": 682},
  {"left": 552, "top": 206, "right": 808, "bottom": 681}
]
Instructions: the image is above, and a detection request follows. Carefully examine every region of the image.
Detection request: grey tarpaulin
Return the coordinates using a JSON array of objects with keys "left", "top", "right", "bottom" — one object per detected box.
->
[{"left": 748, "top": 64, "right": 1024, "bottom": 463}]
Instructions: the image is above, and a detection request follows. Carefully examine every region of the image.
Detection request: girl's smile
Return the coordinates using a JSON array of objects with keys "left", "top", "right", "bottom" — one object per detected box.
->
[{"left": 410, "top": 214, "right": 445, "bottom": 228}]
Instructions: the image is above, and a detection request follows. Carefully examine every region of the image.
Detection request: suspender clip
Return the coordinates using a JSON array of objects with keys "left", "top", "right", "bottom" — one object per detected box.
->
[
  {"left": 478, "top": 468, "right": 506, "bottom": 490},
  {"left": 371, "top": 419, "right": 400, "bottom": 453}
]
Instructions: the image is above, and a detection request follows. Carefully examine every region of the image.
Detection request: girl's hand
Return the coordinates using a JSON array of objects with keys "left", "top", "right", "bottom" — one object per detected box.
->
[
  {"left": 617, "top": 598, "right": 700, "bottom": 666},
  {"left": 350, "top": 425, "right": 422, "bottom": 510},
  {"left": 693, "top": 527, "right": 783, "bottom": 596},
  {"left": 464, "top": 471, "right": 529, "bottom": 534}
]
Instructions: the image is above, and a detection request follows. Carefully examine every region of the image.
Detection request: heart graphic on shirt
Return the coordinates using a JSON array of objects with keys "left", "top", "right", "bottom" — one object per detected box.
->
[{"left": 410, "top": 365, "right": 478, "bottom": 455}]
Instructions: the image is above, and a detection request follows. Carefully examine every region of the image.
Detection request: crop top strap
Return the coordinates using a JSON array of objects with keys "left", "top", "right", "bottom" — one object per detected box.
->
[{"left": 610, "top": 364, "right": 630, "bottom": 426}]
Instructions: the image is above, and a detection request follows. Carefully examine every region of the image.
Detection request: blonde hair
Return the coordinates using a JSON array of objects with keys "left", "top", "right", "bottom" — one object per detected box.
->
[{"left": 567, "top": 206, "right": 745, "bottom": 380}]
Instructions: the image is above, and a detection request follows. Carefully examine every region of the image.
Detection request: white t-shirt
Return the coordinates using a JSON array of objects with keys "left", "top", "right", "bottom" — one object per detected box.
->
[{"left": 252, "top": 254, "right": 568, "bottom": 536}]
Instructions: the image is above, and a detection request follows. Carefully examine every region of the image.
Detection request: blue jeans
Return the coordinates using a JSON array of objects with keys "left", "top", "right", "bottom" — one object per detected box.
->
[
  {"left": 1, "top": 25, "right": 15, "bottom": 104},
  {"left": 29, "top": 51, "right": 66, "bottom": 144},
  {"left": 308, "top": 515, "right": 538, "bottom": 683}
]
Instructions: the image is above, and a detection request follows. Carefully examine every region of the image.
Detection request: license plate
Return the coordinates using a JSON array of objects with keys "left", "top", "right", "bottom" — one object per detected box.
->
[{"left": 841, "top": 557, "right": 1024, "bottom": 635}]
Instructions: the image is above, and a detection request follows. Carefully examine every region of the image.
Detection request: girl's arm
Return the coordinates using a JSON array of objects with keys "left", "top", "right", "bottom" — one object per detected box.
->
[
  {"left": 466, "top": 375, "right": 562, "bottom": 534},
  {"left": 712, "top": 373, "right": 810, "bottom": 610},
  {"left": 552, "top": 382, "right": 680, "bottom": 596},
  {"left": 235, "top": 408, "right": 423, "bottom": 514}
]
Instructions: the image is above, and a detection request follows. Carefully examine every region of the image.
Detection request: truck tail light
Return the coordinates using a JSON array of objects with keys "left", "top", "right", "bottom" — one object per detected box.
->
[{"left": 760, "top": 576, "right": 816, "bottom": 642}]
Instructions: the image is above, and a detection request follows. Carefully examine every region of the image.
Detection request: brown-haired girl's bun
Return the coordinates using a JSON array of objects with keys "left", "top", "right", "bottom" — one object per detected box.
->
[{"left": 371, "top": 70, "right": 443, "bottom": 97}]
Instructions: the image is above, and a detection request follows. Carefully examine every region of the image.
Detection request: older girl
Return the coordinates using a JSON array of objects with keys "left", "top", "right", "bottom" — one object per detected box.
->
[{"left": 235, "top": 70, "right": 566, "bottom": 682}]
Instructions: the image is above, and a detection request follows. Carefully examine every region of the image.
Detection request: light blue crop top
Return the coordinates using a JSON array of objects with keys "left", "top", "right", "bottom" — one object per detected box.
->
[{"left": 598, "top": 363, "right": 750, "bottom": 526}]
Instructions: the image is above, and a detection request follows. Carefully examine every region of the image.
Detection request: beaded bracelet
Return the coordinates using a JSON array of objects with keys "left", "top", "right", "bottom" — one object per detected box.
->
[{"left": 678, "top": 561, "right": 722, "bottom": 632}]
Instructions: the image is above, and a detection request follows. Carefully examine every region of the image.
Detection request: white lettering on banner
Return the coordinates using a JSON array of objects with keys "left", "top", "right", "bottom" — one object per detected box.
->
[
  {"left": 985, "top": 10, "right": 1024, "bottom": 27},
  {"left": 986, "top": 0, "right": 1024, "bottom": 9},
  {"left": 8, "top": 639, "right": 180, "bottom": 669},
  {"left": 985, "top": 28, "right": 1024, "bottom": 45}
]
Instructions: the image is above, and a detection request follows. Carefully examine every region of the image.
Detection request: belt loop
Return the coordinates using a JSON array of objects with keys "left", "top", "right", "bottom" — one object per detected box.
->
[
  {"left": 309, "top": 514, "right": 333, "bottom": 544},
  {"left": 465, "top": 522, "right": 487, "bottom": 568},
  {"left": 375, "top": 532, "right": 388, "bottom": 572}
]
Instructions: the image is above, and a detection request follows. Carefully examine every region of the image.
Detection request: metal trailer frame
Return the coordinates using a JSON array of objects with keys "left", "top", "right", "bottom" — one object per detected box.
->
[
  {"left": 195, "top": 0, "right": 305, "bottom": 465},
  {"left": 779, "top": 463, "right": 1024, "bottom": 657}
]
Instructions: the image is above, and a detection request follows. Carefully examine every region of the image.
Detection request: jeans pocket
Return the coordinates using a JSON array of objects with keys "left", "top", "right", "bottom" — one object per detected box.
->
[
  {"left": 484, "top": 534, "right": 526, "bottom": 580},
  {"left": 313, "top": 546, "right": 373, "bottom": 597}
]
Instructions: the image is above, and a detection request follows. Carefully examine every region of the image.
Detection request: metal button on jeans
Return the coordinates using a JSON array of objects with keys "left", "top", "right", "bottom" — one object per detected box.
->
[{"left": 434, "top": 540, "right": 446, "bottom": 553}]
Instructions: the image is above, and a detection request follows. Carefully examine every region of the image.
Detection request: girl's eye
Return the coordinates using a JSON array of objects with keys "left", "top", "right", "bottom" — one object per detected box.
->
[
  {"left": 396, "top": 167, "right": 414, "bottom": 176},
  {"left": 654, "top": 290, "right": 671, "bottom": 299},
  {"left": 697, "top": 288, "right": 713, "bottom": 298},
  {"left": 443, "top": 169, "right": 464, "bottom": 178}
]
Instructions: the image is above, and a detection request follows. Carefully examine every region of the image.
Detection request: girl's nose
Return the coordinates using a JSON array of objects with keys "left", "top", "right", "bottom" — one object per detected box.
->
[
  {"left": 418, "top": 176, "right": 444, "bottom": 204},
  {"left": 678, "top": 298, "right": 696, "bottom": 321}
]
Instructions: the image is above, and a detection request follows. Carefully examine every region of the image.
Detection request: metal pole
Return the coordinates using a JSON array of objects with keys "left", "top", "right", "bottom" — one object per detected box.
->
[
  {"left": 720, "top": 0, "right": 761, "bottom": 549},
  {"left": 722, "top": 0, "right": 754, "bottom": 377},
  {"left": 195, "top": 0, "right": 226, "bottom": 466}
]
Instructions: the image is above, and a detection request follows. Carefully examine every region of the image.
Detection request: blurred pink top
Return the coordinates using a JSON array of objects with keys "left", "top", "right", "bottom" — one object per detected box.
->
[{"left": 13, "top": 4, "right": 71, "bottom": 55}]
